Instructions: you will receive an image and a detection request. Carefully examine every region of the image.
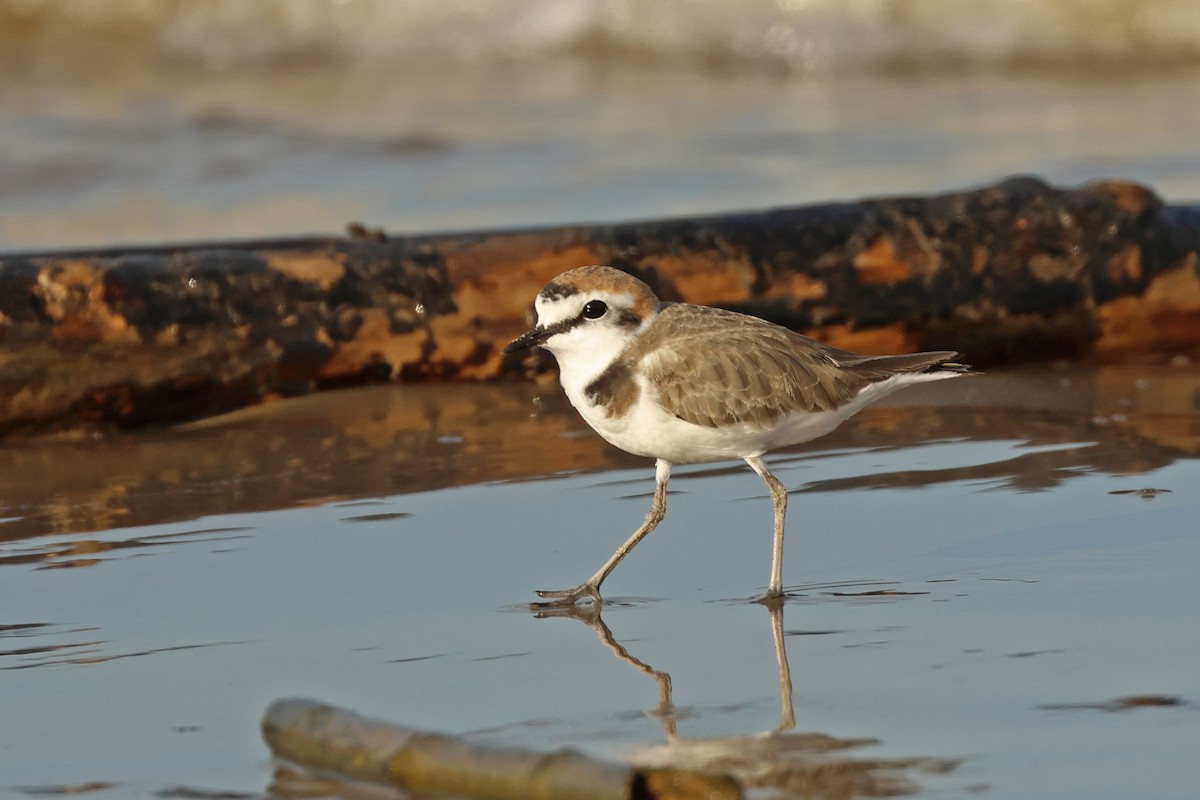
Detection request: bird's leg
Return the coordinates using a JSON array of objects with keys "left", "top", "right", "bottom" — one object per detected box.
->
[
  {"left": 534, "top": 459, "right": 672, "bottom": 607},
  {"left": 745, "top": 456, "right": 788, "bottom": 598}
]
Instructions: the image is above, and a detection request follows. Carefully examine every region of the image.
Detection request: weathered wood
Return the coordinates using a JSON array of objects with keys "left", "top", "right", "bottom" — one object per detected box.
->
[
  {"left": 261, "top": 697, "right": 742, "bottom": 800},
  {"left": 3, "top": 177, "right": 1199, "bottom": 433}
]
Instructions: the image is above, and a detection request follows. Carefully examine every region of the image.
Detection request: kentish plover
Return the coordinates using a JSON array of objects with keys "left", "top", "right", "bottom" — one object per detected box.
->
[{"left": 505, "top": 265, "right": 967, "bottom": 605}]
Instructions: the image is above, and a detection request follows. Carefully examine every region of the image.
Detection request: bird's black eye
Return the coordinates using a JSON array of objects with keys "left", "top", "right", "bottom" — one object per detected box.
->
[{"left": 582, "top": 300, "right": 608, "bottom": 319}]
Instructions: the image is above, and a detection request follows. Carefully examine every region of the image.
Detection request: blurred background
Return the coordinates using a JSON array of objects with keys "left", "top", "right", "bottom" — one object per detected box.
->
[{"left": 3, "top": 0, "right": 1200, "bottom": 252}]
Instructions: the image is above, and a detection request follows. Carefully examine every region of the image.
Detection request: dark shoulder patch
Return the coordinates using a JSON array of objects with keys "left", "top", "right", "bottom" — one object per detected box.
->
[{"left": 584, "top": 361, "right": 640, "bottom": 419}]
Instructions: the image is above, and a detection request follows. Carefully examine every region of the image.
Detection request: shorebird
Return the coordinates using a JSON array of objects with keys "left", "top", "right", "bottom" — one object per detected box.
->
[{"left": 504, "top": 265, "right": 966, "bottom": 605}]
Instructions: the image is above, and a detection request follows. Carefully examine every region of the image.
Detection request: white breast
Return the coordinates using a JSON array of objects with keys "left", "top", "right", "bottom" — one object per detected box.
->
[{"left": 563, "top": 368, "right": 959, "bottom": 465}]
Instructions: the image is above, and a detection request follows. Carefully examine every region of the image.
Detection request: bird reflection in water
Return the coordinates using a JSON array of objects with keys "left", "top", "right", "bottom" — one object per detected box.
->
[{"left": 534, "top": 599, "right": 957, "bottom": 796}]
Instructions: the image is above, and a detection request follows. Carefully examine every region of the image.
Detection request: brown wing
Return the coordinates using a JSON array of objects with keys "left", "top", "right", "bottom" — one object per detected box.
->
[{"left": 634, "top": 304, "right": 959, "bottom": 429}]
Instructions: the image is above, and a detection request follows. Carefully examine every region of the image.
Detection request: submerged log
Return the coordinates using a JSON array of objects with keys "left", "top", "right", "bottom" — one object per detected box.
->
[
  {"left": 2, "top": 176, "right": 1199, "bottom": 434},
  {"left": 261, "top": 697, "right": 741, "bottom": 800}
]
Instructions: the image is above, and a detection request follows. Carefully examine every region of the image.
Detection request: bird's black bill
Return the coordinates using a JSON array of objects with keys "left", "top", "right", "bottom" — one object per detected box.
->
[
  {"left": 502, "top": 326, "right": 549, "bottom": 354},
  {"left": 504, "top": 315, "right": 582, "bottom": 353}
]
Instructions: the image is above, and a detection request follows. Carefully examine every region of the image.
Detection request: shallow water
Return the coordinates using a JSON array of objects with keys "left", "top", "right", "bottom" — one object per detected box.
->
[
  {"left": 2, "top": 366, "right": 1199, "bottom": 799},
  {"left": 5, "top": 63, "right": 1200, "bottom": 251}
]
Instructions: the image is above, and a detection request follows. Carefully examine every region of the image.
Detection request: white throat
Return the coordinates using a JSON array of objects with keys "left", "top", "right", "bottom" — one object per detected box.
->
[{"left": 535, "top": 295, "right": 653, "bottom": 403}]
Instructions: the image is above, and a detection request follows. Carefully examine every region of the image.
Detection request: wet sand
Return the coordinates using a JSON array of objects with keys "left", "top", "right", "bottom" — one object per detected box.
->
[{"left": 2, "top": 366, "right": 1199, "bottom": 798}]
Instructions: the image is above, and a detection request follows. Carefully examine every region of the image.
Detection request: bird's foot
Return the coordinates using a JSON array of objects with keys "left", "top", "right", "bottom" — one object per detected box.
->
[
  {"left": 752, "top": 586, "right": 788, "bottom": 608},
  {"left": 531, "top": 582, "right": 602, "bottom": 609}
]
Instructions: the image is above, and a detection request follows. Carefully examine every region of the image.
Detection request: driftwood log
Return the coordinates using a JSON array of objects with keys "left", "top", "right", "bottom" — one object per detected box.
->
[
  {"left": 262, "top": 697, "right": 741, "bottom": 800},
  {"left": 2, "top": 176, "right": 1198, "bottom": 434}
]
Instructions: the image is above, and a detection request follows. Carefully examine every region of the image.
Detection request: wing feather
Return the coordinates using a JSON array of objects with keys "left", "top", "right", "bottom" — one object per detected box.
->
[{"left": 630, "top": 304, "right": 957, "bottom": 430}]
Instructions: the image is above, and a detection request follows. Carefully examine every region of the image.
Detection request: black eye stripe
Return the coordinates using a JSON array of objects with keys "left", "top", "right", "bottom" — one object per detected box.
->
[
  {"left": 542, "top": 317, "right": 580, "bottom": 338},
  {"left": 534, "top": 300, "right": 640, "bottom": 343},
  {"left": 614, "top": 308, "right": 642, "bottom": 328}
]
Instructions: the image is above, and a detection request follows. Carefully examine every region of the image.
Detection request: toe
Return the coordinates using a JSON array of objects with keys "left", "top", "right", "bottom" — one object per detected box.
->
[{"left": 531, "top": 583, "right": 601, "bottom": 606}]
